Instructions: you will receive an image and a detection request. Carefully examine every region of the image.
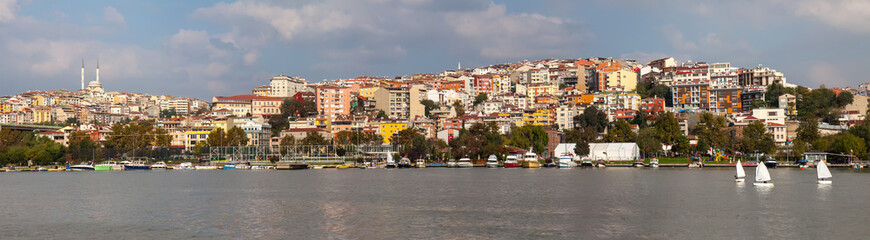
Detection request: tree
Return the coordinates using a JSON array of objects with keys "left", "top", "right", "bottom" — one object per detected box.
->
[
  {"left": 741, "top": 121, "right": 776, "bottom": 154},
  {"left": 65, "top": 117, "right": 80, "bottom": 126},
  {"left": 474, "top": 93, "right": 488, "bottom": 106},
  {"left": 376, "top": 110, "right": 388, "bottom": 119},
  {"left": 796, "top": 117, "right": 819, "bottom": 144},
  {"left": 225, "top": 126, "right": 249, "bottom": 146},
  {"left": 279, "top": 135, "right": 296, "bottom": 146},
  {"left": 829, "top": 132, "right": 865, "bottom": 155},
  {"left": 301, "top": 130, "right": 329, "bottom": 145},
  {"left": 449, "top": 122, "right": 504, "bottom": 159},
  {"left": 506, "top": 125, "right": 548, "bottom": 154},
  {"left": 692, "top": 113, "right": 730, "bottom": 151},
  {"left": 764, "top": 83, "right": 795, "bottom": 107},
  {"left": 574, "top": 140, "right": 589, "bottom": 156},
  {"left": 637, "top": 128, "right": 662, "bottom": 156},
  {"left": 160, "top": 108, "right": 178, "bottom": 118},
  {"left": 104, "top": 122, "right": 171, "bottom": 150},
  {"left": 654, "top": 112, "right": 681, "bottom": 146},
  {"left": 207, "top": 127, "right": 227, "bottom": 147},
  {"left": 604, "top": 120, "right": 636, "bottom": 142},
  {"left": 452, "top": 100, "right": 465, "bottom": 117},
  {"left": 269, "top": 98, "right": 316, "bottom": 135},
  {"left": 574, "top": 106, "right": 608, "bottom": 133},
  {"left": 420, "top": 99, "right": 439, "bottom": 117}
]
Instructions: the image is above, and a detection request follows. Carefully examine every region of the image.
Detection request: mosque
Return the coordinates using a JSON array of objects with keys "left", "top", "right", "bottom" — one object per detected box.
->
[{"left": 81, "top": 59, "right": 104, "bottom": 93}]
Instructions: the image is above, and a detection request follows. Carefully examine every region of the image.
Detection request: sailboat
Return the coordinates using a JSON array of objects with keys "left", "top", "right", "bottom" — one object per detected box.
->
[
  {"left": 817, "top": 160, "right": 833, "bottom": 184},
  {"left": 735, "top": 160, "right": 745, "bottom": 182},
  {"left": 754, "top": 160, "right": 773, "bottom": 187}
]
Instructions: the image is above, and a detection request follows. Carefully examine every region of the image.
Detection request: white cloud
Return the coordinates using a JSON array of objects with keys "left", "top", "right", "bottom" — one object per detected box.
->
[
  {"left": 661, "top": 25, "right": 697, "bottom": 51},
  {"left": 809, "top": 61, "right": 850, "bottom": 87},
  {"left": 169, "top": 29, "right": 227, "bottom": 59},
  {"left": 103, "top": 6, "right": 125, "bottom": 27},
  {"left": 243, "top": 50, "right": 259, "bottom": 65},
  {"left": 0, "top": 0, "right": 17, "bottom": 23},
  {"left": 794, "top": 0, "right": 870, "bottom": 34}
]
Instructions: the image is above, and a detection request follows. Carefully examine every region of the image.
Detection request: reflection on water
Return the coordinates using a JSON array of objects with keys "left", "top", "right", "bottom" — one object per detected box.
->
[{"left": 0, "top": 168, "right": 868, "bottom": 239}]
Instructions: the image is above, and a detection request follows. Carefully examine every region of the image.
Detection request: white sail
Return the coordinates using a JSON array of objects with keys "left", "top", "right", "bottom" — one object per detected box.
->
[
  {"left": 755, "top": 162, "right": 771, "bottom": 182},
  {"left": 817, "top": 160, "right": 832, "bottom": 179},
  {"left": 386, "top": 153, "right": 395, "bottom": 164},
  {"left": 736, "top": 160, "right": 745, "bottom": 178}
]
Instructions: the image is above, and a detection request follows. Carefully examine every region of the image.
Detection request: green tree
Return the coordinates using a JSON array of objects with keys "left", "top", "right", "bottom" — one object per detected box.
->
[
  {"left": 506, "top": 125, "right": 549, "bottom": 154},
  {"left": 574, "top": 140, "right": 589, "bottom": 156},
  {"left": 269, "top": 98, "right": 316, "bottom": 135},
  {"left": 764, "top": 83, "right": 795, "bottom": 107},
  {"left": 829, "top": 132, "right": 865, "bottom": 155},
  {"left": 836, "top": 91, "right": 854, "bottom": 108},
  {"left": 420, "top": 99, "right": 439, "bottom": 117},
  {"left": 67, "top": 131, "right": 97, "bottom": 161},
  {"left": 741, "top": 121, "right": 776, "bottom": 154},
  {"left": 574, "top": 106, "right": 608, "bottom": 133},
  {"left": 797, "top": 117, "right": 820, "bottom": 144},
  {"left": 207, "top": 127, "right": 227, "bottom": 147},
  {"left": 604, "top": 120, "right": 636, "bottom": 142},
  {"left": 225, "top": 126, "right": 249, "bottom": 146},
  {"left": 160, "top": 108, "right": 178, "bottom": 118},
  {"left": 279, "top": 135, "right": 296, "bottom": 146},
  {"left": 473, "top": 93, "right": 488, "bottom": 106},
  {"left": 376, "top": 110, "right": 388, "bottom": 119},
  {"left": 452, "top": 100, "right": 465, "bottom": 117},
  {"left": 64, "top": 117, "right": 80, "bottom": 126},
  {"left": 654, "top": 112, "right": 681, "bottom": 146},
  {"left": 637, "top": 128, "right": 662, "bottom": 156},
  {"left": 692, "top": 113, "right": 730, "bottom": 151},
  {"left": 301, "top": 130, "right": 329, "bottom": 145},
  {"left": 104, "top": 122, "right": 171, "bottom": 150}
]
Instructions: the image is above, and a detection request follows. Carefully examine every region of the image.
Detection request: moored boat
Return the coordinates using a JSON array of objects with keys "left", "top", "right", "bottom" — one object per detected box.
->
[
  {"left": 485, "top": 155, "right": 499, "bottom": 168},
  {"left": 522, "top": 150, "right": 540, "bottom": 168},
  {"left": 194, "top": 165, "right": 218, "bottom": 170},
  {"left": 398, "top": 157, "right": 413, "bottom": 168},
  {"left": 649, "top": 158, "right": 659, "bottom": 168},
  {"left": 632, "top": 159, "right": 645, "bottom": 168},
  {"left": 176, "top": 162, "right": 195, "bottom": 170},
  {"left": 385, "top": 153, "right": 397, "bottom": 168},
  {"left": 596, "top": 160, "right": 606, "bottom": 168},
  {"left": 69, "top": 162, "right": 95, "bottom": 171},
  {"left": 95, "top": 161, "right": 123, "bottom": 171},
  {"left": 124, "top": 160, "right": 151, "bottom": 170},
  {"left": 456, "top": 158, "right": 473, "bottom": 168},
  {"left": 503, "top": 155, "right": 521, "bottom": 168},
  {"left": 150, "top": 161, "right": 168, "bottom": 170},
  {"left": 415, "top": 159, "right": 426, "bottom": 168},
  {"left": 558, "top": 154, "right": 576, "bottom": 169}
]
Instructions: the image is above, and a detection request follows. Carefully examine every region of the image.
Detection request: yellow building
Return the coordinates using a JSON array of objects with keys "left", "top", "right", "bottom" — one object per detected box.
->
[
  {"left": 379, "top": 122, "right": 407, "bottom": 144},
  {"left": 32, "top": 107, "right": 52, "bottom": 123},
  {"left": 527, "top": 83, "right": 557, "bottom": 97},
  {"left": 358, "top": 85, "right": 379, "bottom": 99},
  {"left": 522, "top": 109, "right": 553, "bottom": 126},
  {"left": 605, "top": 69, "right": 638, "bottom": 91},
  {"left": 0, "top": 103, "right": 11, "bottom": 113},
  {"left": 212, "top": 120, "right": 227, "bottom": 131},
  {"left": 185, "top": 130, "right": 211, "bottom": 148}
]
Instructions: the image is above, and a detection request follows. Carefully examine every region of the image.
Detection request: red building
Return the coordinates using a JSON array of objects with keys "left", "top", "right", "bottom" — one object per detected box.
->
[{"left": 640, "top": 97, "right": 666, "bottom": 118}]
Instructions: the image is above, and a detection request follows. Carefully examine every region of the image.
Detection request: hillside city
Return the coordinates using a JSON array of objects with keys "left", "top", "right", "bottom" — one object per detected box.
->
[{"left": 2, "top": 57, "right": 869, "bottom": 164}]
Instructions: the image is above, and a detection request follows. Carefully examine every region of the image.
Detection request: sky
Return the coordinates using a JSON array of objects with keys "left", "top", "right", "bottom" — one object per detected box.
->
[{"left": 1, "top": 0, "right": 868, "bottom": 100}]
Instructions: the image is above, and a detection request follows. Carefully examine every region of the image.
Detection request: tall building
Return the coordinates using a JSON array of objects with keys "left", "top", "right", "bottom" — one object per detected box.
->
[
  {"left": 315, "top": 85, "right": 351, "bottom": 118},
  {"left": 373, "top": 85, "right": 424, "bottom": 119},
  {"left": 269, "top": 75, "right": 308, "bottom": 98},
  {"left": 738, "top": 67, "right": 786, "bottom": 87}
]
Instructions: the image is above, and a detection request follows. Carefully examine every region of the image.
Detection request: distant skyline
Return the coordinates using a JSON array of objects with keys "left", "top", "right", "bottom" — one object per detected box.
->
[{"left": 1, "top": 0, "right": 868, "bottom": 99}]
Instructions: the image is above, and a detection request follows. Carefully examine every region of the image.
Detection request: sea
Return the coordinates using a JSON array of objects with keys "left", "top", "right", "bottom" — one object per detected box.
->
[{"left": 0, "top": 167, "right": 867, "bottom": 239}]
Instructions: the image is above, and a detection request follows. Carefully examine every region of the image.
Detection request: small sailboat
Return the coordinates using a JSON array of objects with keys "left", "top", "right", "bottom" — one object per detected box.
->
[
  {"left": 735, "top": 160, "right": 745, "bottom": 182},
  {"left": 754, "top": 160, "right": 773, "bottom": 187},
  {"left": 385, "top": 153, "right": 397, "bottom": 168},
  {"left": 817, "top": 160, "right": 832, "bottom": 184}
]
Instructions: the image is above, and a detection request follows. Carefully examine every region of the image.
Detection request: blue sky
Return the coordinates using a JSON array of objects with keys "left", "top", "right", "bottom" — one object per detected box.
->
[{"left": 1, "top": 0, "right": 868, "bottom": 100}]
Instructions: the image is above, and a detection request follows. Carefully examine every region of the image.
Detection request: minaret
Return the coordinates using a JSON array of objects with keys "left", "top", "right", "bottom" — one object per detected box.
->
[
  {"left": 81, "top": 58, "right": 85, "bottom": 90},
  {"left": 96, "top": 59, "right": 100, "bottom": 83},
  {"left": 458, "top": 61, "right": 461, "bottom": 70}
]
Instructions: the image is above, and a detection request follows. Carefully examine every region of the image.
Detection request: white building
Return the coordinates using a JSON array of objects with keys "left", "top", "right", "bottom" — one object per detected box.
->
[{"left": 269, "top": 75, "right": 308, "bottom": 98}]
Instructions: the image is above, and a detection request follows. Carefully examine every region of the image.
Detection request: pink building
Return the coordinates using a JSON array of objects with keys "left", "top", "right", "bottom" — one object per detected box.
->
[{"left": 315, "top": 85, "right": 352, "bottom": 118}]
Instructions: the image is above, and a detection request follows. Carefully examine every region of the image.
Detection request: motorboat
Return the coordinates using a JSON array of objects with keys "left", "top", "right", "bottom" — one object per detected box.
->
[
  {"left": 95, "top": 161, "right": 123, "bottom": 171},
  {"left": 632, "top": 159, "right": 645, "bottom": 168},
  {"left": 456, "top": 158, "right": 473, "bottom": 168},
  {"left": 415, "top": 159, "right": 426, "bottom": 168},
  {"left": 764, "top": 157, "right": 778, "bottom": 168},
  {"left": 176, "top": 162, "right": 195, "bottom": 170},
  {"left": 503, "top": 155, "right": 521, "bottom": 168},
  {"left": 124, "top": 160, "right": 151, "bottom": 170},
  {"left": 580, "top": 158, "right": 594, "bottom": 167},
  {"left": 250, "top": 165, "right": 267, "bottom": 170},
  {"left": 522, "top": 150, "right": 540, "bottom": 168},
  {"left": 649, "top": 158, "right": 659, "bottom": 168},
  {"left": 754, "top": 160, "right": 774, "bottom": 187},
  {"left": 194, "top": 165, "right": 218, "bottom": 170},
  {"left": 398, "top": 157, "right": 414, "bottom": 168},
  {"left": 735, "top": 160, "right": 745, "bottom": 182},
  {"left": 485, "top": 155, "right": 499, "bottom": 168},
  {"left": 69, "top": 162, "right": 95, "bottom": 171},
  {"left": 150, "top": 161, "right": 168, "bottom": 170},
  {"left": 817, "top": 160, "right": 832, "bottom": 184},
  {"left": 222, "top": 164, "right": 236, "bottom": 170},
  {"left": 558, "top": 154, "right": 576, "bottom": 169},
  {"left": 446, "top": 160, "right": 457, "bottom": 168},
  {"left": 596, "top": 159, "right": 606, "bottom": 168}
]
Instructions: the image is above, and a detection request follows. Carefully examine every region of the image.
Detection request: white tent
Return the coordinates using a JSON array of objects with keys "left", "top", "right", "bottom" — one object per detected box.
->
[
  {"left": 554, "top": 143, "right": 579, "bottom": 160},
  {"left": 583, "top": 143, "right": 640, "bottom": 161}
]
